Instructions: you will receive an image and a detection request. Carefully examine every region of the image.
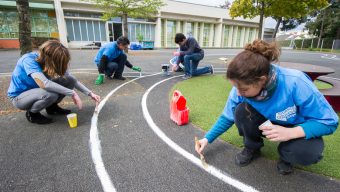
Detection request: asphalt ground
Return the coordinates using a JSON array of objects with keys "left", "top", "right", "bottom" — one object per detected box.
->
[{"left": 0, "top": 49, "right": 340, "bottom": 192}]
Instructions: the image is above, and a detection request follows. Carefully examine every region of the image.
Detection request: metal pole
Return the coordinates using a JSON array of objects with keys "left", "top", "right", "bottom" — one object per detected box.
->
[
  {"left": 301, "top": 38, "right": 304, "bottom": 50},
  {"left": 320, "top": 39, "right": 324, "bottom": 52},
  {"left": 331, "top": 39, "right": 335, "bottom": 53}
]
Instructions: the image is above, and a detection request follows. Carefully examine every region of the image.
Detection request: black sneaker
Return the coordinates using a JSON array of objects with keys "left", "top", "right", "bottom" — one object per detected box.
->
[
  {"left": 210, "top": 65, "right": 214, "bottom": 74},
  {"left": 26, "top": 111, "right": 53, "bottom": 124},
  {"left": 277, "top": 159, "right": 293, "bottom": 175},
  {"left": 46, "top": 103, "right": 71, "bottom": 115},
  {"left": 113, "top": 75, "right": 126, "bottom": 80},
  {"left": 105, "top": 75, "right": 114, "bottom": 80},
  {"left": 235, "top": 147, "right": 260, "bottom": 167}
]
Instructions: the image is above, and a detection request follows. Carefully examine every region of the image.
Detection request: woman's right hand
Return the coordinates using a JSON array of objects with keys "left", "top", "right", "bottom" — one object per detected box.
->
[
  {"left": 72, "top": 91, "right": 83, "bottom": 110},
  {"left": 195, "top": 138, "right": 208, "bottom": 155}
]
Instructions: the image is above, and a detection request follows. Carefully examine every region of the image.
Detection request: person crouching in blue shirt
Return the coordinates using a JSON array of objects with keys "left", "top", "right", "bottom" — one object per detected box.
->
[
  {"left": 94, "top": 36, "right": 141, "bottom": 85},
  {"left": 7, "top": 40, "right": 101, "bottom": 124},
  {"left": 195, "top": 40, "right": 339, "bottom": 175},
  {"left": 173, "top": 33, "right": 213, "bottom": 80}
]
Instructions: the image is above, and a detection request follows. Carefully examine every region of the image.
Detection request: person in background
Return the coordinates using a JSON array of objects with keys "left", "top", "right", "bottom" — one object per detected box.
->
[
  {"left": 8, "top": 40, "right": 101, "bottom": 124},
  {"left": 173, "top": 33, "right": 213, "bottom": 79},
  {"left": 94, "top": 36, "right": 141, "bottom": 85},
  {"left": 195, "top": 40, "right": 338, "bottom": 175}
]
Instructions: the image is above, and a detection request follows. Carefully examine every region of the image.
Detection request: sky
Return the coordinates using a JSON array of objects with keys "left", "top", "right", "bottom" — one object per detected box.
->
[{"left": 177, "top": 0, "right": 305, "bottom": 31}]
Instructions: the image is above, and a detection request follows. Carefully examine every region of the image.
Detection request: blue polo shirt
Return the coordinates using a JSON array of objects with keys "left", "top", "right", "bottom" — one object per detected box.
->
[
  {"left": 94, "top": 42, "right": 124, "bottom": 65},
  {"left": 7, "top": 52, "right": 42, "bottom": 98},
  {"left": 205, "top": 65, "right": 339, "bottom": 143}
]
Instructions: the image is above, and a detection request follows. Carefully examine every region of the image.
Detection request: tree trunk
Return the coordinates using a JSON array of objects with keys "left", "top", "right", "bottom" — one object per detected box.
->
[
  {"left": 16, "top": 0, "right": 32, "bottom": 56},
  {"left": 272, "top": 17, "right": 282, "bottom": 39},
  {"left": 258, "top": 1, "right": 264, "bottom": 39},
  {"left": 121, "top": 13, "right": 129, "bottom": 52},
  {"left": 317, "top": 12, "right": 325, "bottom": 49}
]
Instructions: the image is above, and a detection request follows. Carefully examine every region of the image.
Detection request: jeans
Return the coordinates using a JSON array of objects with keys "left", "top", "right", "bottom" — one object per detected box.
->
[
  {"left": 183, "top": 53, "right": 210, "bottom": 76},
  {"left": 11, "top": 74, "right": 77, "bottom": 113},
  {"left": 234, "top": 102, "right": 324, "bottom": 166},
  {"left": 104, "top": 62, "right": 118, "bottom": 77}
]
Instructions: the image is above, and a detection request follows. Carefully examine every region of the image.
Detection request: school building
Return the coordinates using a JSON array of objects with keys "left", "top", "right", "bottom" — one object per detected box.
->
[{"left": 0, "top": 0, "right": 273, "bottom": 49}]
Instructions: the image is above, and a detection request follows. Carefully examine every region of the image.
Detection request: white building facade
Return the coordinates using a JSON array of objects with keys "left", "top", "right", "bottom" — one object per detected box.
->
[{"left": 0, "top": 0, "right": 263, "bottom": 49}]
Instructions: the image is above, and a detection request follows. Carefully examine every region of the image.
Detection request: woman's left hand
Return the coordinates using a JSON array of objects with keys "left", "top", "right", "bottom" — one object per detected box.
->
[
  {"left": 89, "top": 92, "right": 101, "bottom": 104},
  {"left": 260, "top": 125, "right": 294, "bottom": 142}
]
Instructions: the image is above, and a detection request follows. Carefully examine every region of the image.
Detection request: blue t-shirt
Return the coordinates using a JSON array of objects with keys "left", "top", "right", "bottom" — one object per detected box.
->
[
  {"left": 205, "top": 65, "right": 339, "bottom": 142},
  {"left": 94, "top": 42, "right": 124, "bottom": 65},
  {"left": 7, "top": 52, "right": 43, "bottom": 98}
]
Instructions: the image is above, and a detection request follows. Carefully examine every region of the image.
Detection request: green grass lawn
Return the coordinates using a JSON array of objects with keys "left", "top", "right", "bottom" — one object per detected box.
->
[{"left": 171, "top": 75, "right": 340, "bottom": 179}]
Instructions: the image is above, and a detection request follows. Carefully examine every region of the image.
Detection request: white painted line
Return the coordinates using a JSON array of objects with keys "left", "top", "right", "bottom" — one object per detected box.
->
[
  {"left": 321, "top": 54, "right": 340, "bottom": 61},
  {"left": 90, "top": 72, "right": 161, "bottom": 192},
  {"left": 141, "top": 76, "right": 259, "bottom": 192}
]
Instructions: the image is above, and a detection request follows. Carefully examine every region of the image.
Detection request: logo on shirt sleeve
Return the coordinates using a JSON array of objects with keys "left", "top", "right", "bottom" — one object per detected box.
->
[{"left": 276, "top": 105, "right": 297, "bottom": 121}]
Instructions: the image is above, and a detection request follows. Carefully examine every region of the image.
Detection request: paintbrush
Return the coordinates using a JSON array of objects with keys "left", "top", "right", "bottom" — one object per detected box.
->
[{"left": 195, "top": 136, "right": 208, "bottom": 168}]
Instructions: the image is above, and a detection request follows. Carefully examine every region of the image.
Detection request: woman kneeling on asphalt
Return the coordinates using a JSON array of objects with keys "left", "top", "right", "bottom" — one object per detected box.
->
[
  {"left": 195, "top": 40, "right": 339, "bottom": 175},
  {"left": 7, "top": 40, "right": 101, "bottom": 124}
]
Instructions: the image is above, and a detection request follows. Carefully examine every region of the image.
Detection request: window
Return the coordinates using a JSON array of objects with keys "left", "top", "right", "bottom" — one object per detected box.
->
[
  {"left": 186, "top": 22, "right": 193, "bottom": 37},
  {"left": 236, "top": 28, "right": 242, "bottom": 47},
  {"left": 166, "top": 20, "right": 176, "bottom": 47},
  {"left": 203, "top": 23, "right": 210, "bottom": 47},
  {"left": 223, "top": 25, "right": 230, "bottom": 47}
]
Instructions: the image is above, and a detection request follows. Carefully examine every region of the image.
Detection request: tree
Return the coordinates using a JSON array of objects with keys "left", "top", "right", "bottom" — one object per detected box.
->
[
  {"left": 305, "top": 0, "right": 339, "bottom": 41},
  {"left": 95, "top": 0, "right": 165, "bottom": 40},
  {"left": 229, "top": 0, "right": 328, "bottom": 39},
  {"left": 16, "top": 0, "right": 32, "bottom": 55},
  {"left": 271, "top": 17, "right": 307, "bottom": 38}
]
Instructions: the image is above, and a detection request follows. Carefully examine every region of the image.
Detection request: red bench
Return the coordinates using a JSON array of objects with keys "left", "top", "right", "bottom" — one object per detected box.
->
[{"left": 317, "top": 76, "right": 340, "bottom": 112}]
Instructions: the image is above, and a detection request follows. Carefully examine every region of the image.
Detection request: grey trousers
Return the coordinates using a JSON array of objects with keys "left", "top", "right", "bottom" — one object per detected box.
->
[{"left": 11, "top": 75, "right": 76, "bottom": 113}]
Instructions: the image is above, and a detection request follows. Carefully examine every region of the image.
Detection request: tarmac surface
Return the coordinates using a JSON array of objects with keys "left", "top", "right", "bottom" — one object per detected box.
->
[{"left": 0, "top": 49, "right": 340, "bottom": 192}]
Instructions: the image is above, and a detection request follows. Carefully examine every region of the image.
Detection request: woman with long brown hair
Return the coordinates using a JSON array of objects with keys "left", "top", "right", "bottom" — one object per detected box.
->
[
  {"left": 195, "top": 40, "right": 338, "bottom": 175},
  {"left": 8, "top": 40, "right": 100, "bottom": 124}
]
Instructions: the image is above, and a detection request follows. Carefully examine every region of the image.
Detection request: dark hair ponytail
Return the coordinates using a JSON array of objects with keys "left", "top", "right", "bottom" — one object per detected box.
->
[{"left": 226, "top": 39, "right": 280, "bottom": 85}]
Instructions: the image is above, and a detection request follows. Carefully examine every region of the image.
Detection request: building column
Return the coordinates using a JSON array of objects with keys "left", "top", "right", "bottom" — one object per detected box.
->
[
  {"left": 252, "top": 28, "right": 256, "bottom": 42},
  {"left": 227, "top": 25, "right": 233, "bottom": 47},
  {"left": 240, "top": 26, "right": 245, "bottom": 47},
  {"left": 199, "top": 22, "right": 204, "bottom": 46},
  {"left": 232, "top": 26, "right": 238, "bottom": 47},
  {"left": 244, "top": 27, "right": 250, "bottom": 44},
  {"left": 183, "top": 21, "right": 187, "bottom": 36},
  {"left": 54, "top": 0, "right": 68, "bottom": 47},
  {"left": 164, "top": 19, "right": 168, "bottom": 48},
  {"left": 155, "top": 17, "right": 162, "bottom": 48},
  {"left": 214, "top": 18, "right": 223, "bottom": 48},
  {"left": 194, "top": 22, "right": 198, "bottom": 39},
  {"left": 176, "top": 20, "right": 181, "bottom": 33}
]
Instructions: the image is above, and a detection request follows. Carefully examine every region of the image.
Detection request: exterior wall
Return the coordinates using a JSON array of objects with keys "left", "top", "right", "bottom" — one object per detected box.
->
[
  {"left": 0, "top": 0, "right": 273, "bottom": 49},
  {"left": 0, "top": 39, "right": 20, "bottom": 49}
]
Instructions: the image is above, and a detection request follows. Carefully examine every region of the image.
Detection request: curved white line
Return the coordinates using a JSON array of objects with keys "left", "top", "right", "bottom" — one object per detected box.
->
[
  {"left": 90, "top": 72, "right": 161, "bottom": 192},
  {"left": 141, "top": 76, "right": 259, "bottom": 192}
]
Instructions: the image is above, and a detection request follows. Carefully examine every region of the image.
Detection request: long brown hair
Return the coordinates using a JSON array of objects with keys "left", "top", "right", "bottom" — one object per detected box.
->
[
  {"left": 227, "top": 39, "right": 280, "bottom": 85},
  {"left": 36, "top": 40, "right": 70, "bottom": 78}
]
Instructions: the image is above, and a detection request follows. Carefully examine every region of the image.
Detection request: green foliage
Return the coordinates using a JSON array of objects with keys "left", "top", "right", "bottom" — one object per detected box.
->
[
  {"left": 94, "top": 0, "right": 165, "bottom": 20},
  {"left": 305, "top": 1, "right": 340, "bottom": 38},
  {"left": 136, "top": 32, "right": 144, "bottom": 42},
  {"left": 230, "top": 0, "right": 328, "bottom": 19}
]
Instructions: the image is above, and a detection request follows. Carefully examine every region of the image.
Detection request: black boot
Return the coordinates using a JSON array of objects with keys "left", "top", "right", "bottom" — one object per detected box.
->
[
  {"left": 235, "top": 147, "right": 261, "bottom": 167},
  {"left": 277, "top": 159, "right": 293, "bottom": 175},
  {"left": 113, "top": 74, "right": 126, "bottom": 80},
  {"left": 46, "top": 103, "right": 71, "bottom": 115},
  {"left": 26, "top": 111, "right": 53, "bottom": 124}
]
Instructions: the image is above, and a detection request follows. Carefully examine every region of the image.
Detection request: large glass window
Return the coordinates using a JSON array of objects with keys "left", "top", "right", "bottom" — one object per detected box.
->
[
  {"left": 186, "top": 22, "right": 194, "bottom": 37},
  {"left": 223, "top": 25, "right": 230, "bottom": 47},
  {"left": 236, "top": 28, "right": 242, "bottom": 47},
  {"left": 65, "top": 19, "right": 106, "bottom": 42},
  {"left": 0, "top": 9, "right": 58, "bottom": 39},
  {"left": 248, "top": 28, "right": 254, "bottom": 43},
  {"left": 166, "top": 20, "right": 176, "bottom": 47},
  {"left": 203, "top": 23, "right": 210, "bottom": 47},
  {"left": 127, "top": 23, "right": 155, "bottom": 42}
]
